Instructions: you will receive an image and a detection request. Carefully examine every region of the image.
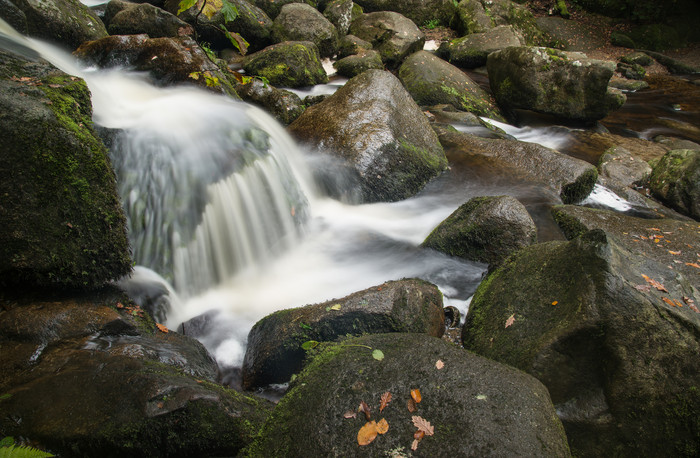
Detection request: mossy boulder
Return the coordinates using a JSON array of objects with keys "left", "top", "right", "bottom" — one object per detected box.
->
[
  {"left": 241, "top": 279, "right": 444, "bottom": 389},
  {"left": 352, "top": 0, "right": 457, "bottom": 27},
  {"left": 251, "top": 0, "right": 314, "bottom": 19},
  {"left": 462, "top": 228, "right": 700, "bottom": 457},
  {"left": 103, "top": 0, "right": 192, "bottom": 38},
  {"left": 333, "top": 49, "right": 384, "bottom": 77},
  {"left": 74, "top": 34, "right": 239, "bottom": 97},
  {"left": 0, "top": 50, "right": 131, "bottom": 290},
  {"left": 487, "top": 46, "right": 626, "bottom": 122},
  {"left": 398, "top": 50, "right": 505, "bottom": 120},
  {"left": 323, "top": 0, "right": 354, "bottom": 36},
  {"left": 422, "top": 195, "right": 536, "bottom": 266},
  {"left": 438, "top": 25, "right": 524, "bottom": 69},
  {"left": 234, "top": 78, "right": 305, "bottom": 125},
  {"left": 433, "top": 126, "right": 597, "bottom": 204},
  {"left": 8, "top": 0, "right": 107, "bottom": 50},
  {"left": 620, "top": 51, "right": 653, "bottom": 67},
  {"left": 0, "top": 0, "right": 28, "bottom": 34},
  {"left": 348, "top": 11, "right": 424, "bottom": 67},
  {"left": 597, "top": 145, "right": 652, "bottom": 189},
  {"left": 452, "top": 0, "right": 550, "bottom": 46},
  {"left": 244, "top": 333, "right": 571, "bottom": 457},
  {"left": 288, "top": 69, "right": 447, "bottom": 202},
  {"left": 648, "top": 149, "right": 700, "bottom": 220},
  {"left": 271, "top": 3, "right": 339, "bottom": 57},
  {"left": 243, "top": 40, "right": 328, "bottom": 87},
  {"left": 337, "top": 34, "right": 373, "bottom": 58},
  {"left": 0, "top": 289, "right": 273, "bottom": 457}
]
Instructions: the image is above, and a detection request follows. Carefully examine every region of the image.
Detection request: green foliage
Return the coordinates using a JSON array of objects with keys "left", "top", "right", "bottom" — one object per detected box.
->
[
  {"left": 220, "top": 0, "right": 239, "bottom": 22},
  {"left": 0, "top": 444, "right": 54, "bottom": 458},
  {"left": 423, "top": 19, "right": 440, "bottom": 29}
]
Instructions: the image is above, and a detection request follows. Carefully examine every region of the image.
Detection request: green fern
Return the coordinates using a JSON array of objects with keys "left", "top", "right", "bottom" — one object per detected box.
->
[{"left": 0, "top": 445, "right": 54, "bottom": 458}]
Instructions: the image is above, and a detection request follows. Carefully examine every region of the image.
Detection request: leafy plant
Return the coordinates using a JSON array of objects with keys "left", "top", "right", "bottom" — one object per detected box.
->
[
  {"left": 177, "top": 0, "right": 249, "bottom": 55},
  {"left": 0, "top": 439, "right": 54, "bottom": 458},
  {"left": 423, "top": 19, "right": 440, "bottom": 29}
]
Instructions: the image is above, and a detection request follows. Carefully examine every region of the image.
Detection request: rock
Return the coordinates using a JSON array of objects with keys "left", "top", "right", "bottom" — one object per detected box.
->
[
  {"left": 653, "top": 135, "right": 700, "bottom": 152},
  {"left": 567, "top": 130, "right": 670, "bottom": 165},
  {"left": 610, "top": 30, "right": 634, "bottom": 48},
  {"left": 398, "top": 50, "right": 505, "bottom": 120},
  {"left": 271, "top": 3, "right": 338, "bottom": 57},
  {"left": 452, "top": 0, "right": 550, "bottom": 46},
  {"left": 0, "top": 50, "right": 131, "bottom": 290},
  {"left": 438, "top": 25, "right": 524, "bottom": 68},
  {"left": 597, "top": 146, "right": 652, "bottom": 189},
  {"left": 337, "top": 33, "right": 372, "bottom": 58},
  {"left": 0, "top": 0, "right": 28, "bottom": 34},
  {"left": 252, "top": 0, "right": 313, "bottom": 19},
  {"left": 616, "top": 61, "right": 645, "bottom": 80},
  {"left": 235, "top": 78, "right": 305, "bottom": 125},
  {"left": 0, "top": 290, "right": 272, "bottom": 457},
  {"left": 323, "top": 0, "right": 354, "bottom": 36},
  {"left": 348, "top": 11, "right": 424, "bottom": 67},
  {"left": 487, "top": 46, "right": 626, "bottom": 122},
  {"left": 104, "top": 0, "right": 191, "bottom": 37},
  {"left": 352, "top": 0, "right": 456, "bottom": 27},
  {"left": 620, "top": 51, "right": 653, "bottom": 67},
  {"left": 648, "top": 149, "right": 700, "bottom": 220},
  {"left": 74, "top": 35, "right": 239, "bottom": 96},
  {"left": 462, "top": 226, "right": 700, "bottom": 457},
  {"left": 534, "top": 16, "right": 606, "bottom": 53},
  {"left": 642, "top": 50, "right": 700, "bottom": 75},
  {"left": 288, "top": 69, "right": 447, "bottom": 202},
  {"left": 629, "top": 23, "right": 685, "bottom": 52},
  {"left": 244, "top": 333, "right": 571, "bottom": 457},
  {"left": 241, "top": 279, "right": 444, "bottom": 389},
  {"left": 608, "top": 76, "right": 649, "bottom": 92},
  {"left": 8, "top": 0, "right": 107, "bottom": 50},
  {"left": 433, "top": 126, "right": 597, "bottom": 204},
  {"left": 333, "top": 48, "right": 383, "bottom": 77},
  {"left": 242, "top": 41, "right": 328, "bottom": 87},
  {"left": 422, "top": 195, "right": 537, "bottom": 266}
]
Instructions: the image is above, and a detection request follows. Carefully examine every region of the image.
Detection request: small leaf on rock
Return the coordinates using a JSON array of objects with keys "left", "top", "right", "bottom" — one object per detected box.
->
[
  {"left": 411, "top": 438, "right": 420, "bottom": 451},
  {"left": 343, "top": 410, "right": 357, "bottom": 419},
  {"left": 407, "top": 398, "right": 417, "bottom": 413},
  {"left": 360, "top": 400, "right": 371, "bottom": 420},
  {"left": 505, "top": 313, "right": 515, "bottom": 328},
  {"left": 410, "top": 389, "right": 422, "bottom": 404},
  {"left": 435, "top": 359, "right": 444, "bottom": 370},
  {"left": 301, "top": 340, "right": 319, "bottom": 350},
  {"left": 155, "top": 323, "right": 169, "bottom": 333},
  {"left": 379, "top": 391, "right": 392, "bottom": 412},
  {"left": 412, "top": 416, "right": 434, "bottom": 436},
  {"left": 357, "top": 421, "right": 378, "bottom": 446},
  {"left": 376, "top": 418, "right": 389, "bottom": 434},
  {"left": 372, "top": 349, "right": 384, "bottom": 361},
  {"left": 330, "top": 304, "right": 342, "bottom": 311}
]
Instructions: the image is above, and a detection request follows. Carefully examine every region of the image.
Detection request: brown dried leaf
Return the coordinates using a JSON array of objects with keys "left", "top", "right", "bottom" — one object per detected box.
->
[
  {"left": 376, "top": 418, "right": 389, "bottom": 435},
  {"left": 411, "top": 438, "right": 420, "bottom": 451},
  {"left": 343, "top": 410, "right": 357, "bottom": 419},
  {"left": 379, "top": 391, "right": 392, "bottom": 412},
  {"left": 634, "top": 284, "right": 652, "bottom": 292},
  {"left": 641, "top": 274, "right": 668, "bottom": 292},
  {"left": 435, "top": 359, "right": 444, "bottom": 370},
  {"left": 505, "top": 313, "right": 515, "bottom": 328},
  {"left": 669, "top": 250, "right": 681, "bottom": 255},
  {"left": 412, "top": 415, "right": 434, "bottom": 436},
  {"left": 155, "top": 323, "right": 169, "bottom": 333},
  {"left": 357, "top": 421, "right": 378, "bottom": 446},
  {"left": 360, "top": 400, "right": 371, "bottom": 420},
  {"left": 407, "top": 398, "right": 416, "bottom": 413},
  {"left": 662, "top": 297, "right": 675, "bottom": 307},
  {"left": 410, "top": 389, "right": 422, "bottom": 404},
  {"left": 686, "top": 262, "right": 700, "bottom": 269}
]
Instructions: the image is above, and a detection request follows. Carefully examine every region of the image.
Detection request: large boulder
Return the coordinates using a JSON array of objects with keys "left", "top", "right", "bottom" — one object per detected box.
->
[
  {"left": 334, "top": 49, "right": 384, "bottom": 77},
  {"left": 241, "top": 279, "right": 445, "bottom": 389},
  {"left": 648, "top": 149, "right": 700, "bottom": 220},
  {"left": 288, "top": 69, "right": 447, "bottom": 202},
  {"left": 0, "top": 290, "right": 273, "bottom": 457},
  {"left": 438, "top": 25, "right": 524, "bottom": 68},
  {"left": 422, "top": 195, "right": 537, "bottom": 266},
  {"left": 271, "top": 3, "right": 338, "bottom": 57},
  {"left": 245, "top": 333, "right": 571, "bottom": 457},
  {"left": 352, "top": 0, "right": 456, "bottom": 27},
  {"left": 452, "top": 0, "right": 550, "bottom": 46},
  {"left": 7, "top": 0, "right": 108, "bottom": 50},
  {"left": 322, "top": 0, "right": 354, "bottom": 36},
  {"left": 487, "top": 46, "right": 626, "bottom": 122},
  {"left": 398, "top": 50, "right": 504, "bottom": 120},
  {"left": 348, "top": 11, "right": 424, "bottom": 67},
  {"left": 242, "top": 41, "right": 328, "bottom": 87},
  {"left": 433, "top": 126, "right": 598, "bottom": 204},
  {"left": 462, "top": 224, "right": 700, "bottom": 457},
  {"left": 104, "top": 0, "right": 192, "bottom": 38},
  {"left": 235, "top": 78, "right": 305, "bottom": 125},
  {"left": 0, "top": 0, "right": 28, "bottom": 34},
  {"left": 0, "top": 50, "right": 132, "bottom": 290},
  {"left": 252, "top": 0, "right": 313, "bottom": 19}
]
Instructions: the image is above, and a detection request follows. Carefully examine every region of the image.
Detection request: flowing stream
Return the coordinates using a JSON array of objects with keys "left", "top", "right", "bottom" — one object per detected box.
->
[{"left": 3, "top": 17, "right": 698, "bottom": 382}]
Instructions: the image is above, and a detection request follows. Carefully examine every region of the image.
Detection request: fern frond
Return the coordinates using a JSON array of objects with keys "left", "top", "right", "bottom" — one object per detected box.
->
[{"left": 0, "top": 445, "right": 54, "bottom": 458}]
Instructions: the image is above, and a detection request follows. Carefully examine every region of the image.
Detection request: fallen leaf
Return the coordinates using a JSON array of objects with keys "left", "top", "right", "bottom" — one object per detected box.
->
[
  {"left": 669, "top": 250, "right": 681, "bottom": 255},
  {"left": 372, "top": 349, "right": 385, "bottom": 361},
  {"left": 376, "top": 418, "right": 389, "bottom": 434},
  {"left": 505, "top": 313, "right": 515, "bottom": 328},
  {"left": 155, "top": 323, "right": 169, "bottom": 333},
  {"left": 551, "top": 301, "right": 558, "bottom": 306},
  {"left": 686, "top": 262, "right": 700, "bottom": 269},
  {"left": 412, "top": 416, "right": 434, "bottom": 436},
  {"left": 411, "top": 439, "right": 420, "bottom": 451},
  {"left": 475, "top": 394, "right": 487, "bottom": 400},
  {"left": 329, "top": 304, "right": 342, "bottom": 311},
  {"left": 360, "top": 400, "right": 371, "bottom": 420},
  {"left": 357, "top": 421, "right": 378, "bottom": 446},
  {"left": 343, "top": 410, "right": 357, "bottom": 419},
  {"left": 379, "top": 391, "right": 392, "bottom": 412},
  {"left": 410, "top": 389, "right": 422, "bottom": 404},
  {"left": 414, "top": 430, "right": 425, "bottom": 440},
  {"left": 673, "top": 299, "right": 684, "bottom": 307},
  {"left": 634, "top": 284, "right": 652, "bottom": 292},
  {"left": 116, "top": 302, "right": 124, "bottom": 309},
  {"left": 649, "top": 227, "right": 661, "bottom": 231},
  {"left": 435, "top": 359, "right": 444, "bottom": 370},
  {"left": 641, "top": 274, "right": 668, "bottom": 292},
  {"left": 407, "top": 398, "right": 417, "bottom": 413},
  {"left": 662, "top": 297, "right": 676, "bottom": 307}
]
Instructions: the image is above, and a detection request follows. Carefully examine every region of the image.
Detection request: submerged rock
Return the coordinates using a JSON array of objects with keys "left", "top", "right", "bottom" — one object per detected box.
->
[
  {"left": 398, "top": 50, "right": 504, "bottom": 120},
  {"left": 288, "top": 69, "right": 447, "bottom": 202},
  {"left": 348, "top": 11, "right": 424, "bottom": 67},
  {"left": 245, "top": 333, "right": 571, "bottom": 457},
  {"left": 463, "top": 227, "right": 700, "bottom": 457},
  {"left": 241, "top": 279, "right": 444, "bottom": 389},
  {"left": 648, "top": 149, "right": 700, "bottom": 220},
  {"left": 487, "top": 46, "right": 626, "bottom": 122},
  {"left": 422, "top": 195, "right": 537, "bottom": 267},
  {"left": 242, "top": 40, "right": 328, "bottom": 87},
  {"left": 271, "top": 3, "right": 339, "bottom": 57},
  {"left": 0, "top": 50, "right": 131, "bottom": 290}
]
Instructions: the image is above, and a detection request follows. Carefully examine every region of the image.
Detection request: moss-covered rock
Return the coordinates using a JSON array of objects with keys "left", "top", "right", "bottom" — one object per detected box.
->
[
  {"left": 422, "top": 195, "right": 536, "bottom": 266},
  {"left": 333, "top": 49, "right": 384, "bottom": 77},
  {"left": 487, "top": 46, "right": 626, "bottom": 122},
  {"left": 323, "top": 0, "right": 354, "bottom": 36},
  {"left": 271, "top": 3, "right": 339, "bottom": 57},
  {"left": 438, "top": 25, "right": 524, "bottom": 69},
  {"left": 648, "top": 149, "right": 700, "bottom": 220},
  {"left": 352, "top": 0, "right": 457, "bottom": 27},
  {"left": 241, "top": 279, "right": 444, "bottom": 389},
  {"left": 104, "top": 0, "right": 192, "bottom": 38},
  {"left": 0, "top": 289, "right": 273, "bottom": 457},
  {"left": 234, "top": 78, "right": 306, "bottom": 125},
  {"left": 348, "top": 11, "right": 425, "bottom": 67},
  {"left": 398, "top": 50, "right": 505, "bottom": 120},
  {"left": 288, "top": 69, "right": 447, "bottom": 202},
  {"left": 336, "top": 33, "right": 373, "bottom": 58},
  {"left": 463, "top": 228, "right": 700, "bottom": 457},
  {"left": 244, "top": 333, "right": 571, "bottom": 457},
  {"left": 243, "top": 40, "right": 328, "bottom": 87},
  {"left": 0, "top": 0, "right": 28, "bottom": 34},
  {"left": 0, "top": 50, "right": 132, "bottom": 290}
]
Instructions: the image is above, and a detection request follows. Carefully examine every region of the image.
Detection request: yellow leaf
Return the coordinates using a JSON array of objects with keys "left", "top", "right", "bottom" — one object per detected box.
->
[
  {"left": 376, "top": 418, "right": 389, "bottom": 435},
  {"left": 357, "top": 421, "right": 378, "bottom": 446},
  {"left": 330, "top": 304, "right": 342, "bottom": 311},
  {"left": 411, "top": 388, "right": 422, "bottom": 404}
]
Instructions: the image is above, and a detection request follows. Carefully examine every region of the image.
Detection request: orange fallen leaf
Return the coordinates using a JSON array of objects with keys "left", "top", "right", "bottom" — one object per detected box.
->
[
  {"left": 669, "top": 250, "right": 681, "bottom": 255},
  {"left": 357, "top": 421, "right": 378, "bottom": 446},
  {"left": 551, "top": 301, "right": 558, "bottom": 306},
  {"left": 156, "top": 323, "right": 169, "bottom": 333},
  {"left": 662, "top": 297, "right": 675, "bottom": 307},
  {"left": 648, "top": 227, "right": 661, "bottom": 231},
  {"left": 411, "top": 389, "right": 422, "bottom": 404},
  {"left": 642, "top": 274, "right": 668, "bottom": 292},
  {"left": 376, "top": 418, "right": 389, "bottom": 434},
  {"left": 435, "top": 359, "right": 444, "bottom": 370},
  {"left": 505, "top": 313, "right": 515, "bottom": 328},
  {"left": 414, "top": 430, "right": 425, "bottom": 440},
  {"left": 412, "top": 415, "right": 434, "bottom": 436},
  {"left": 379, "top": 391, "right": 392, "bottom": 412},
  {"left": 686, "top": 262, "right": 700, "bottom": 269}
]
